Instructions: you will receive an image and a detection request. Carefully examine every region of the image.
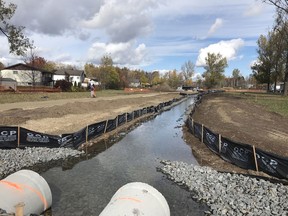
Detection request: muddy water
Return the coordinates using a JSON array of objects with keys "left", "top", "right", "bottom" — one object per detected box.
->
[{"left": 42, "top": 97, "right": 208, "bottom": 215}]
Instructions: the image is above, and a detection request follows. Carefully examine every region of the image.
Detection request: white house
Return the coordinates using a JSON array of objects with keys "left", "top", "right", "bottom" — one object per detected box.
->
[
  {"left": 0, "top": 63, "right": 53, "bottom": 86},
  {"left": 129, "top": 79, "right": 141, "bottom": 88},
  {"left": 53, "top": 69, "right": 85, "bottom": 85}
]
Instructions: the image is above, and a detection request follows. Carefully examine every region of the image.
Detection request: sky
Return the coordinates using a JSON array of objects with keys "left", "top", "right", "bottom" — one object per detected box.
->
[{"left": 0, "top": 0, "right": 276, "bottom": 78}]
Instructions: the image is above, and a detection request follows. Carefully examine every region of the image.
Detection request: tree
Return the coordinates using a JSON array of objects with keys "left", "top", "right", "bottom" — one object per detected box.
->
[
  {"left": 166, "top": 69, "right": 182, "bottom": 89},
  {"left": 232, "top": 69, "right": 241, "bottom": 88},
  {"left": 0, "top": 0, "right": 32, "bottom": 55},
  {"left": 181, "top": 60, "right": 195, "bottom": 86},
  {"left": 252, "top": 30, "right": 286, "bottom": 92},
  {"left": 262, "top": 0, "right": 288, "bottom": 95},
  {"left": 84, "top": 63, "right": 101, "bottom": 78},
  {"left": 202, "top": 53, "right": 228, "bottom": 88},
  {"left": 99, "top": 55, "right": 122, "bottom": 89},
  {"left": 22, "top": 47, "right": 41, "bottom": 87}
]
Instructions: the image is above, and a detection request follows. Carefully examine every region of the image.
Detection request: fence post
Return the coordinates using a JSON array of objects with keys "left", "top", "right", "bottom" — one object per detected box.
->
[
  {"left": 191, "top": 119, "right": 194, "bottom": 134},
  {"left": 126, "top": 113, "right": 128, "bottom": 123},
  {"left": 201, "top": 124, "right": 204, "bottom": 143},
  {"left": 17, "top": 126, "right": 20, "bottom": 148},
  {"left": 132, "top": 111, "right": 135, "bottom": 120},
  {"left": 116, "top": 116, "right": 118, "bottom": 128},
  {"left": 253, "top": 145, "right": 259, "bottom": 172},
  {"left": 218, "top": 134, "right": 222, "bottom": 154},
  {"left": 15, "top": 202, "right": 25, "bottom": 216},
  {"left": 86, "top": 125, "right": 88, "bottom": 143},
  {"left": 104, "top": 120, "right": 108, "bottom": 133}
]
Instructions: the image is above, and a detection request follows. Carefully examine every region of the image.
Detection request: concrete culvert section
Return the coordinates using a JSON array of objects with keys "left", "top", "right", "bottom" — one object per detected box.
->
[
  {"left": 0, "top": 170, "right": 52, "bottom": 215},
  {"left": 100, "top": 182, "right": 170, "bottom": 216}
]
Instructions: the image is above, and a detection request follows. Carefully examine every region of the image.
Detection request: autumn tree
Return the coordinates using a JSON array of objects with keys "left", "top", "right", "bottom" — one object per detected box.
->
[
  {"left": 0, "top": 0, "right": 32, "bottom": 55},
  {"left": 22, "top": 47, "right": 41, "bottom": 87},
  {"left": 151, "top": 71, "right": 162, "bottom": 86},
  {"left": 165, "top": 69, "right": 182, "bottom": 89},
  {"left": 181, "top": 60, "right": 195, "bottom": 86},
  {"left": 99, "top": 55, "right": 120, "bottom": 89},
  {"left": 202, "top": 53, "right": 228, "bottom": 88},
  {"left": 84, "top": 63, "right": 101, "bottom": 78}
]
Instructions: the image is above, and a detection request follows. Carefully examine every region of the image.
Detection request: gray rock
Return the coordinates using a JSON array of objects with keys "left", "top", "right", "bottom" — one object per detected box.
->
[{"left": 159, "top": 160, "right": 288, "bottom": 215}]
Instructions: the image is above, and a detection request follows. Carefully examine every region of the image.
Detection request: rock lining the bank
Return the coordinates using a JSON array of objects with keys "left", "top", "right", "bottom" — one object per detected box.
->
[
  {"left": 0, "top": 147, "right": 84, "bottom": 179},
  {"left": 159, "top": 160, "right": 288, "bottom": 215}
]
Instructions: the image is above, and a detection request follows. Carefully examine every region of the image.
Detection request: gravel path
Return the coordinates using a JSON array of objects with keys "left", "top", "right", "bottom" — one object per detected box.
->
[{"left": 159, "top": 160, "right": 288, "bottom": 216}]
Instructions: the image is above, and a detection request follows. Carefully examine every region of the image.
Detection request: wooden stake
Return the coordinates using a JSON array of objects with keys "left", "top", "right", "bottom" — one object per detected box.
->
[
  {"left": 218, "top": 134, "right": 222, "bottom": 154},
  {"left": 15, "top": 202, "right": 25, "bottom": 216},
  {"left": 104, "top": 120, "right": 108, "bottom": 133},
  {"left": 192, "top": 119, "right": 194, "bottom": 134},
  {"left": 253, "top": 145, "right": 259, "bottom": 172},
  {"left": 17, "top": 126, "right": 20, "bottom": 148},
  {"left": 201, "top": 124, "right": 204, "bottom": 143},
  {"left": 86, "top": 125, "right": 89, "bottom": 143}
]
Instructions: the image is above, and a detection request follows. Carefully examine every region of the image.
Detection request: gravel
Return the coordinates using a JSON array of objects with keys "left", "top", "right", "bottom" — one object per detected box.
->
[
  {"left": 0, "top": 147, "right": 84, "bottom": 179},
  {"left": 159, "top": 160, "right": 288, "bottom": 216}
]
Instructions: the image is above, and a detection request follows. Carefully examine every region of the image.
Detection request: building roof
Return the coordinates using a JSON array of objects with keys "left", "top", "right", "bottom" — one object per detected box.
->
[
  {"left": 3, "top": 63, "right": 52, "bottom": 73},
  {"left": 54, "top": 69, "right": 84, "bottom": 76}
]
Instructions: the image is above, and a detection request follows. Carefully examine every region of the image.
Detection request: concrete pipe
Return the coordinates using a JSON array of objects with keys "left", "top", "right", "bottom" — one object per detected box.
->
[
  {"left": 100, "top": 182, "right": 170, "bottom": 216},
  {"left": 0, "top": 169, "right": 52, "bottom": 215}
]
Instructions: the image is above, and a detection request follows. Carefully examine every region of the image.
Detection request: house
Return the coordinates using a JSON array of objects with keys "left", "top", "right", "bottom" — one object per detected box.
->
[
  {"left": 81, "top": 77, "right": 100, "bottom": 88},
  {"left": 0, "top": 63, "right": 53, "bottom": 86},
  {"left": 53, "top": 69, "right": 85, "bottom": 86},
  {"left": 129, "top": 79, "right": 141, "bottom": 88},
  {"left": 0, "top": 77, "right": 17, "bottom": 91}
]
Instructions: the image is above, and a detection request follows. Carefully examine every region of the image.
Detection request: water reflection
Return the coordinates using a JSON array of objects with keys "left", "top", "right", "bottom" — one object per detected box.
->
[{"left": 42, "top": 97, "right": 208, "bottom": 215}]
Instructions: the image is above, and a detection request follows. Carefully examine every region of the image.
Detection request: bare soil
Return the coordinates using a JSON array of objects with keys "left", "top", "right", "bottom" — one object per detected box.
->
[
  {"left": 183, "top": 93, "right": 288, "bottom": 178},
  {"left": 2, "top": 91, "right": 287, "bottom": 179},
  {"left": 0, "top": 92, "right": 181, "bottom": 135}
]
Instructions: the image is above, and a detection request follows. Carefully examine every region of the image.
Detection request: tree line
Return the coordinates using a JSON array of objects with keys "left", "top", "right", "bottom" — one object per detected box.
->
[
  {"left": 252, "top": 0, "right": 288, "bottom": 95},
  {"left": 1, "top": 0, "right": 281, "bottom": 91}
]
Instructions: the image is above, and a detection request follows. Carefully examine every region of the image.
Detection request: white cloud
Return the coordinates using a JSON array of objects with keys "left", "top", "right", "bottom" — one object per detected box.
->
[
  {"left": 87, "top": 41, "right": 148, "bottom": 66},
  {"left": 7, "top": 0, "right": 100, "bottom": 36},
  {"left": 82, "top": 0, "right": 159, "bottom": 42},
  {"left": 192, "top": 72, "right": 204, "bottom": 81},
  {"left": 208, "top": 18, "right": 223, "bottom": 36},
  {"left": 243, "top": 2, "right": 264, "bottom": 17},
  {"left": 196, "top": 39, "right": 245, "bottom": 67}
]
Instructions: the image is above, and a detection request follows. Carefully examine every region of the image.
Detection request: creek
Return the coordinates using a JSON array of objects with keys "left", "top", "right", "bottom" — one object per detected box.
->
[{"left": 42, "top": 97, "right": 208, "bottom": 215}]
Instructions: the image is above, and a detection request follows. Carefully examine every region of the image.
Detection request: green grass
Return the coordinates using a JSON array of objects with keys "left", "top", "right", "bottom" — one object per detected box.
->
[
  {"left": 0, "top": 90, "right": 132, "bottom": 104},
  {"left": 225, "top": 92, "right": 288, "bottom": 117}
]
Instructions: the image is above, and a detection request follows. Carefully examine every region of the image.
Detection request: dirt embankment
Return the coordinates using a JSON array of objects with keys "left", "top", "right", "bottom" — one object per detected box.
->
[
  {"left": 183, "top": 93, "right": 288, "bottom": 177},
  {"left": 0, "top": 92, "right": 181, "bottom": 135}
]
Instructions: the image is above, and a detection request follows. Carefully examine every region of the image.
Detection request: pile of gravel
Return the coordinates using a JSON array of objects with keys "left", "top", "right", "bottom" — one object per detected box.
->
[
  {"left": 0, "top": 147, "right": 84, "bottom": 179},
  {"left": 159, "top": 160, "right": 288, "bottom": 215}
]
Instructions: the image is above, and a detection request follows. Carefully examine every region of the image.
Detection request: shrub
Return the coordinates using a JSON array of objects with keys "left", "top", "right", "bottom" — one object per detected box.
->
[{"left": 54, "top": 80, "right": 72, "bottom": 92}]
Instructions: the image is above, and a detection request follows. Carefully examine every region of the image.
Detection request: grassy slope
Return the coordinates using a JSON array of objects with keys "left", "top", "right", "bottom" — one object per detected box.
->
[
  {"left": 0, "top": 90, "right": 131, "bottom": 104},
  {"left": 226, "top": 92, "right": 288, "bottom": 117}
]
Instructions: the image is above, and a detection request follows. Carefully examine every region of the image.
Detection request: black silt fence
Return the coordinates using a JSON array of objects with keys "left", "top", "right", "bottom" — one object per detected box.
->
[
  {"left": 0, "top": 126, "right": 18, "bottom": 148},
  {"left": 0, "top": 96, "right": 184, "bottom": 150},
  {"left": 187, "top": 98, "right": 288, "bottom": 180}
]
